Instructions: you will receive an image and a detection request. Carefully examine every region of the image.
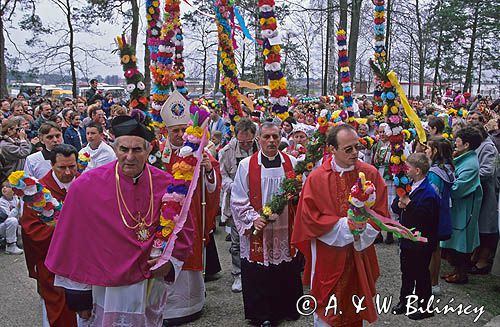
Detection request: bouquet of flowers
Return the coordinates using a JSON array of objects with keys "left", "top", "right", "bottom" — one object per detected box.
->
[{"left": 347, "top": 172, "right": 427, "bottom": 242}]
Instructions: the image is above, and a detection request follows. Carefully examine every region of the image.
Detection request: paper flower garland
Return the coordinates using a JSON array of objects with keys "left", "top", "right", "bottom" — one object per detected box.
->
[
  {"left": 369, "top": 0, "right": 411, "bottom": 197},
  {"left": 155, "top": 105, "right": 210, "bottom": 249},
  {"left": 8, "top": 171, "right": 62, "bottom": 225},
  {"left": 115, "top": 35, "right": 163, "bottom": 169},
  {"left": 347, "top": 172, "right": 427, "bottom": 242},
  {"left": 337, "top": 29, "right": 357, "bottom": 127},
  {"left": 147, "top": 0, "right": 187, "bottom": 124},
  {"left": 214, "top": 0, "right": 243, "bottom": 124},
  {"left": 77, "top": 151, "right": 90, "bottom": 173},
  {"left": 372, "top": 0, "right": 386, "bottom": 121},
  {"left": 116, "top": 36, "right": 148, "bottom": 113},
  {"left": 258, "top": 0, "right": 289, "bottom": 121}
]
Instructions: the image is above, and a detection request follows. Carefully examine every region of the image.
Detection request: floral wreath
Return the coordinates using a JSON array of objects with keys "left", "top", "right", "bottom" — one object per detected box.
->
[{"left": 8, "top": 171, "right": 62, "bottom": 225}]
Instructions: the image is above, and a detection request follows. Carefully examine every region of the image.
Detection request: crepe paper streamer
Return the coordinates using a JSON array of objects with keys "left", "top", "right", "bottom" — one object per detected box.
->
[
  {"left": 366, "top": 207, "right": 427, "bottom": 242},
  {"left": 239, "top": 92, "right": 254, "bottom": 111},
  {"left": 387, "top": 71, "right": 426, "bottom": 144},
  {"left": 240, "top": 80, "right": 271, "bottom": 91},
  {"left": 234, "top": 6, "right": 256, "bottom": 43}
]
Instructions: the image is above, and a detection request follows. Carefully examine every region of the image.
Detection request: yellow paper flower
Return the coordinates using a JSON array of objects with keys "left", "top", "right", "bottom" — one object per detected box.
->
[
  {"left": 442, "top": 133, "right": 449, "bottom": 139},
  {"left": 277, "top": 112, "right": 289, "bottom": 121},
  {"left": 296, "top": 174, "right": 303, "bottom": 183},
  {"left": 318, "top": 117, "right": 327, "bottom": 126},
  {"left": 391, "top": 106, "right": 399, "bottom": 114},
  {"left": 391, "top": 155, "right": 401, "bottom": 165},
  {"left": 233, "top": 115, "right": 241, "bottom": 122},
  {"left": 186, "top": 126, "right": 203, "bottom": 139},
  {"left": 263, "top": 48, "right": 270, "bottom": 57},
  {"left": 162, "top": 220, "right": 175, "bottom": 237},
  {"left": 262, "top": 206, "right": 272, "bottom": 216},
  {"left": 306, "top": 162, "right": 314, "bottom": 171},
  {"left": 8, "top": 171, "right": 24, "bottom": 186}
]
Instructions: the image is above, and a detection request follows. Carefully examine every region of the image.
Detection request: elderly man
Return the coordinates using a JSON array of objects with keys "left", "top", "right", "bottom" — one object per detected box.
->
[
  {"left": 45, "top": 116, "right": 194, "bottom": 326},
  {"left": 24, "top": 122, "right": 64, "bottom": 179},
  {"left": 21, "top": 144, "right": 80, "bottom": 327},
  {"left": 161, "top": 92, "right": 221, "bottom": 325},
  {"left": 231, "top": 122, "right": 302, "bottom": 327},
  {"left": 218, "top": 118, "right": 258, "bottom": 292}
]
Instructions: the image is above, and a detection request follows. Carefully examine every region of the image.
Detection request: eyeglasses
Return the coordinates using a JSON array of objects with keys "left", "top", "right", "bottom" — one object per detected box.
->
[{"left": 339, "top": 144, "right": 363, "bottom": 154}]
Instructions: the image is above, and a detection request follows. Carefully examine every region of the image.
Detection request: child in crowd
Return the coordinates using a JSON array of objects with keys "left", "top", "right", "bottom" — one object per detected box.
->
[
  {"left": 207, "top": 130, "right": 223, "bottom": 160},
  {"left": 0, "top": 181, "right": 23, "bottom": 254},
  {"left": 391, "top": 153, "right": 440, "bottom": 320}
]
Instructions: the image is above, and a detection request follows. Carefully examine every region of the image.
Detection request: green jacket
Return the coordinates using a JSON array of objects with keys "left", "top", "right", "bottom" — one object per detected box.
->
[{"left": 441, "top": 151, "right": 482, "bottom": 253}]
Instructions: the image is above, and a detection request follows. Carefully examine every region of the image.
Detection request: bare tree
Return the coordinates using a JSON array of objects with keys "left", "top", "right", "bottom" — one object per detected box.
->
[
  {"left": 183, "top": 5, "right": 218, "bottom": 94},
  {"left": 0, "top": 0, "right": 37, "bottom": 97},
  {"left": 23, "top": 0, "right": 111, "bottom": 97}
]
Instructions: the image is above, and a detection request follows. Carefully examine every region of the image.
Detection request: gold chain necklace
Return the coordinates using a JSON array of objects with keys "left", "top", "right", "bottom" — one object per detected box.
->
[{"left": 115, "top": 163, "right": 154, "bottom": 241}]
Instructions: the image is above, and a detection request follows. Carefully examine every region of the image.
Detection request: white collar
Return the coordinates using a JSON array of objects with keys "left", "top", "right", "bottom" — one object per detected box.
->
[
  {"left": 410, "top": 178, "right": 425, "bottom": 194},
  {"left": 331, "top": 157, "right": 355, "bottom": 176},
  {"left": 132, "top": 169, "right": 145, "bottom": 184},
  {"left": 259, "top": 150, "right": 281, "bottom": 163},
  {"left": 52, "top": 171, "right": 75, "bottom": 191}
]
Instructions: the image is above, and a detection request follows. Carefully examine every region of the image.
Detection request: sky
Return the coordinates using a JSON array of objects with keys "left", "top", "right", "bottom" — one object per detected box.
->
[{"left": 6, "top": 0, "right": 195, "bottom": 78}]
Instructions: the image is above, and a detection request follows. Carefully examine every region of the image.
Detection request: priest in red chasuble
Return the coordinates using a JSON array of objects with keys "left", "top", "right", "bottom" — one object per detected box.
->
[
  {"left": 160, "top": 92, "right": 221, "bottom": 325},
  {"left": 21, "top": 144, "right": 79, "bottom": 327},
  {"left": 231, "top": 122, "right": 303, "bottom": 327},
  {"left": 293, "top": 124, "right": 389, "bottom": 327}
]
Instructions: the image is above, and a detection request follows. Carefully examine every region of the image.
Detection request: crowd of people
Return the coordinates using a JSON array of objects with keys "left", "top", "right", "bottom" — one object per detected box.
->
[{"left": 0, "top": 81, "right": 499, "bottom": 327}]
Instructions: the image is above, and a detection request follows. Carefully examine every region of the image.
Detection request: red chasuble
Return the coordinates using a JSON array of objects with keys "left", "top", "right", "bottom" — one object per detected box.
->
[
  {"left": 292, "top": 157, "right": 389, "bottom": 326},
  {"left": 21, "top": 171, "right": 77, "bottom": 327},
  {"left": 164, "top": 151, "right": 221, "bottom": 271},
  {"left": 247, "top": 151, "right": 297, "bottom": 263}
]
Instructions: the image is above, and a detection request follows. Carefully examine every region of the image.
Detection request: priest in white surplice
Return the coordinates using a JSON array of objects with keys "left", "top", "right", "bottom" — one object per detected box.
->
[
  {"left": 24, "top": 121, "right": 63, "bottom": 179},
  {"left": 231, "top": 122, "right": 303, "bottom": 327}
]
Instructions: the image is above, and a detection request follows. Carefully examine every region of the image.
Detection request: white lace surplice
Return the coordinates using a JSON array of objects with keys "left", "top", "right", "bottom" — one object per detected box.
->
[
  {"left": 54, "top": 257, "right": 183, "bottom": 327},
  {"left": 231, "top": 153, "right": 296, "bottom": 266}
]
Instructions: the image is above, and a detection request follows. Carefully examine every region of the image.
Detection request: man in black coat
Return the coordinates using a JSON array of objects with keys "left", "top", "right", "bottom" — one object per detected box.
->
[{"left": 85, "top": 79, "right": 103, "bottom": 105}]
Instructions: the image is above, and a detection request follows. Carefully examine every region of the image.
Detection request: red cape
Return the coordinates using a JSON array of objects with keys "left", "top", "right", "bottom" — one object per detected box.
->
[
  {"left": 164, "top": 151, "right": 221, "bottom": 271},
  {"left": 292, "top": 158, "right": 389, "bottom": 326},
  {"left": 21, "top": 171, "right": 77, "bottom": 327}
]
